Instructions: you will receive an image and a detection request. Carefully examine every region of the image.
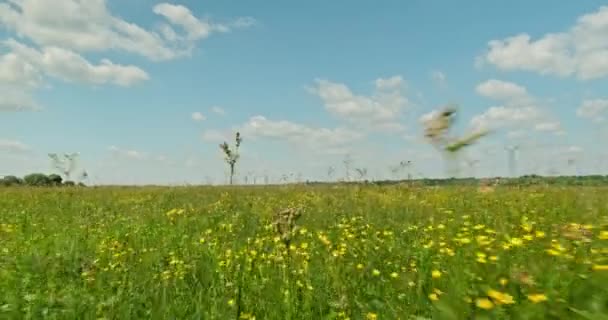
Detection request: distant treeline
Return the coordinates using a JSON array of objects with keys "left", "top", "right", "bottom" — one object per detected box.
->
[
  {"left": 307, "top": 175, "right": 608, "bottom": 187},
  {"left": 3, "top": 173, "right": 608, "bottom": 187},
  {"left": 0, "top": 173, "right": 85, "bottom": 187}
]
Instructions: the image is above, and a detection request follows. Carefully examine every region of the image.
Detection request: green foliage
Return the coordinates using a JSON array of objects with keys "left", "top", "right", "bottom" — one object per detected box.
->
[
  {"left": 0, "top": 176, "right": 22, "bottom": 186},
  {"left": 0, "top": 173, "right": 86, "bottom": 187},
  {"left": 22, "top": 173, "right": 51, "bottom": 186},
  {"left": 47, "top": 174, "right": 63, "bottom": 186}
]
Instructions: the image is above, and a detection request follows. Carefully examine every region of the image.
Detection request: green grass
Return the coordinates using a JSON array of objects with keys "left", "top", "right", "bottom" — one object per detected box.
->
[{"left": 0, "top": 185, "right": 607, "bottom": 319}]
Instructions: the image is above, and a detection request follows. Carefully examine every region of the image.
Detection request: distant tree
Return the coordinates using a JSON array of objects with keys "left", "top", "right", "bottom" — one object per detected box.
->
[
  {"left": 219, "top": 132, "right": 243, "bottom": 185},
  {"left": 0, "top": 175, "right": 22, "bottom": 186},
  {"left": 47, "top": 174, "right": 63, "bottom": 186},
  {"left": 23, "top": 173, "right": 51, "bottom": 186},
  {"left": 63, "top": 181, "right": 76, "bottom": 186}
]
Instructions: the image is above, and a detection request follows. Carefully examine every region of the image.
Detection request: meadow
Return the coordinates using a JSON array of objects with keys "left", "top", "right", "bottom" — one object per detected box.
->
[{"left": 0, "top": 184, "right": 607, "bottom": 319}]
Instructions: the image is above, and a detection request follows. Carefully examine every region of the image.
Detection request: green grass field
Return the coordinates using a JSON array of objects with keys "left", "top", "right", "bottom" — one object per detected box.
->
[{"left": 1, "top": 185, "right": 607, "bottom": 319}]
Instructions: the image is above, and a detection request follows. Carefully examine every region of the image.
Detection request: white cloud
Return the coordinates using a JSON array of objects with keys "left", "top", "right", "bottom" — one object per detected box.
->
[
  {"left": 108, "top": 146, "right": 147, "bottom": 160},
  {"left": 534, "top": 121, "right": 562, "bottom": 132},
  {"left": 418, "top": 110, "right": 440, "bottom": 124},
  {"left": 231, "top": 17, "right": 257, "bottom": 29},
  {"left": 374, "top": 75, "right": 404, "bottom": 90},
  {"left": 0, "top": 89, "right": 39, "bottom": 111},
  {"left": 471, "top": 105, "right": 542, "bottom": 131},
  {"left": 153, "top": 3, "right": 212, "bottom": 41},
  {"left": 191, "top": 112, "right": 206, "bottom": 121},
  {"left": 309, "top": 76, "right": 408, "bottom": 132},
  {"left": 430, "top": 71, "right": 447, "bottom": 87},
  {"left": 201, "top": 129, "right": 229, "bottom": 143},
  {"left": 5, "top": 39, "right": 149, "bottom": 86},
  {"left": 0, "top": 0, "right": 177, "bottom": 61},
  {"left": 478, "top": 6, "right": 608, "bottom": 79},
  {"left": 471, "top": 79, "right": 561, "bottom": 133},
  {"left": 475, "top": 79, "right": 528, "bottom": 101},
  {"left": 577, "top": 99, "right": 608, "bottom": 122},
  {"left": 240, "top": 115, "right": 363, "bottom": 151},
  {"left": 0, "top": 51, "right": 42, "bottom": 87},
  {"left": 0, "top": 0, "right": 252, "bottom": 62},
  {"left": 507, "top": 130, "right": 527, "bottom": 139},
  {"left": 0, "top": 139, "right": 31, "bottom": 153},
  {"left": 211, "top": 106, "right": 226, "bottom": 115}
]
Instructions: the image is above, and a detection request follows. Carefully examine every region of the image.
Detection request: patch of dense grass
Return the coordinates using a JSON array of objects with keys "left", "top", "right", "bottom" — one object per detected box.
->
[{"left": 0, "top": 185, "right": 607, "bottom": 319}]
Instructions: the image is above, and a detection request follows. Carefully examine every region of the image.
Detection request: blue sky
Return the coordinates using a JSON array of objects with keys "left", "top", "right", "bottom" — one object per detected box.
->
[{"left": 1, "top": 0, "right": 608, "bottom": 184}]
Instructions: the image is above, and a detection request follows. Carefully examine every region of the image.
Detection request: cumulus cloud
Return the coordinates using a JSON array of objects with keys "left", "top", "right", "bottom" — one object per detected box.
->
[
  {"left": 577, "top": 99, "right": 608, "bottom": 122},
  {"left": 211, "top": 106, "right": 226, "bottom": 115},
  {"left": 108, "top": 146, "right": 147, "bottom": 160},
  {"left": 470, "top": 105, "right": 542, "bottom": 131},
  {"left": 0, "top": 0, "right": 253, "bottom": 61},
  {"left": 153, "top": 3, "right": 213, "bottom": 41},
  {"left": 478, "top": 6, "right": 608, "bottom": 79},
  {"left": 475, "top": 79, "right": 528, "bottom": 101},
  {"left": 534, "top": 121, "right": 562, "bottom": 132},
  {"left": 418, "top": 110, "right": 440, "bottom": 124},
  {"left": 191, "top": 112, "right": 206, "bottom": 121},
  {"left": 5, "top": 39, "right": 149, "bottom": 86},
  {"left": 0, "top": 1, "right": 253, "bottom": 112},
  {"left": 153, "top": 4, "right": 256, "bottom": 41},
  {"left": 0, "top": 89, "right": 39, "bottom": 111},
  {"left": 507, "top": 130, "right": 527, "bottom": 139},
  {"left": 309, "top": 76, "right": 408, "bottom": 132},
  {"left": 0, "top": 51, "right": 42, "bottom": 87},
  {"left": 240, "top": 115, "right": 363, "bottom": 152},
  {"left": 566, "top": 146, "right": 583, "bottom": 154},
  {"left": 0, "top": 139, "right": 31, "bottom": 153},
  {"left": 471, "top": 79, "right": 561, "bottom": 133},
  {"left": 201, "top": 129, "right": 230, "bottom": 143}
]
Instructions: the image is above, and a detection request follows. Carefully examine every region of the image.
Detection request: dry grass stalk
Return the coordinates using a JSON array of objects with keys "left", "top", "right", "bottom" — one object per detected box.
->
[{"left": 272, "top": 206, "right": 303, "bottom": 246}]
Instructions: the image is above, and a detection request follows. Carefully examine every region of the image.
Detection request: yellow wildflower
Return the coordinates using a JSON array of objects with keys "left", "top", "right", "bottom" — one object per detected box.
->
[
  {"left": 527, "top": 294, "right": 548, "bottom": 303},
  {"left": 431, "top": 270, "right": 442, "bottom": 279},
  {"left": 592, "top": 264, "right": 608, "bottom": 271},
  {"left": 487, "top": 289, "right": 515, "bottom": 305},
  {"left": 510, "top": 238, "right": 524, "bottom": 247},
  {"left": 428, "top": 293, "right": 439, "bottom": 301},
  {"left": 366, "top": 312, "right": 378, "bottom": 320},
  {"left": 476, "top": 298, "right": 494, "bottom": 310}
]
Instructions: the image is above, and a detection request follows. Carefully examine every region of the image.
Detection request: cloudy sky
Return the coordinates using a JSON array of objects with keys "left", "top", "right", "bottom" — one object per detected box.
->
[{"left": 1, "top": 0, "right": 608, "bottom": 185}]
